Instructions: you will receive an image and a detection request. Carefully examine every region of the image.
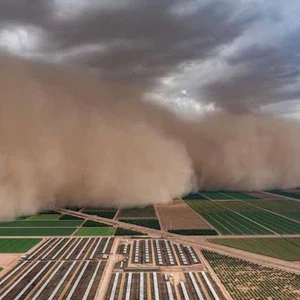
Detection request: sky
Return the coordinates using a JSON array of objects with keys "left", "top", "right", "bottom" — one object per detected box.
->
[{"left": 0, "top": 0, "right": 300, "bottom": 117}]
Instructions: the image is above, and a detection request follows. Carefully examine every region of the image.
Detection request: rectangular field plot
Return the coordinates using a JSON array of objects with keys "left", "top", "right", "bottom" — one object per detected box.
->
[
  {"left": 75, "top": 227, "right": 115, "bottom": 236},
  {"left": 156, "top": 201, "right": 212, "bottom": 231},
  {"left": 0, "top": 220, "right": 83, "bottom": 227},
  {"left": 244, "top": 199, "right": 300, "bottom": 221},
  {"left": 182, "top": 192, "right": 207, "bottom": 200},
  {"left": 120, "top": 219, "right": 161, "bottom": 229},
  {"left": 187, "top": 199, "right": 300, "bottom": 235},
  {"left": 0, "top": 228, "right": 76, "bottom": 236},
  {"left": 199, "top": 191, "right": 233, "bottom": 199},
  {"left": 240, "top": 211, "right": 300, "bottom": 234},
  {"left": 117, "top": 206, "right": 156, "bottom": 218},
  {"left": 186, "top": 200, "right": 274, "bottom": 235},
  {"left": 269, "top": 189, "right": 300, "bottom": 199},
  {"left": 82, "top": 208, "right": 117, "bottom": 219},
  {"left": 0, "top": 238, "right": 42, "bottom": 253},
  {"left": 220, "top": 192, "right": 259, "bottom": 200},
  {"left": 202, "top": 250, "right": 300, "bottom": 300},
  {"left": 28, "top": 214, "right": 62, "bottom": 221},
  {"left": 114, "top": 228, "right": 146, "bottom": 236},
  {"left": 209, "top": 238, "right": 300, "bottom": 261},
  {"left": 169, "top": 229, "right": 218, "bottom": 235}
]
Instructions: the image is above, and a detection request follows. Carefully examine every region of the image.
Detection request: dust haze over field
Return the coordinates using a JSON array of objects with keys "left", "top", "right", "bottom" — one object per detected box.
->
[{"left": 0, "top": 55, "right": 300, "bottom": 220}]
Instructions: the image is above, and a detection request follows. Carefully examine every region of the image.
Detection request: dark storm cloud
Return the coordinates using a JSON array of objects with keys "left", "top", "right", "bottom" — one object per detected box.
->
[{"left": 0, "top": 0, "right": 299, "bottom": 113}]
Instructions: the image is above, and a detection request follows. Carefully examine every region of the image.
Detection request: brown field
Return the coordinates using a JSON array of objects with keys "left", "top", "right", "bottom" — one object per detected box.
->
[
  {"left": 0, "top": 254, "right": 20, "bottom": 268},
  {"left": 156, "top": 200, "right": 212, "bottom": 231}
]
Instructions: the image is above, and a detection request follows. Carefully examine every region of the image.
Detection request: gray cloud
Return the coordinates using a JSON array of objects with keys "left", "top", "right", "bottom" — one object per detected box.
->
[{"left": 0, "top": 0, "right": 299, "bottom": 114}]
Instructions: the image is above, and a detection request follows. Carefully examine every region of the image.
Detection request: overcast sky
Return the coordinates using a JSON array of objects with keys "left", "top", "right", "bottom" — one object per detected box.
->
[{"left": 0, "top": 0, "right": 300, "bottom": 116}]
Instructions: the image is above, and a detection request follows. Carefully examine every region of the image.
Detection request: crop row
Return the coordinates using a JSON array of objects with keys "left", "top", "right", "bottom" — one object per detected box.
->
[{"left": 209, "top": 238, "right": 300, "bottom": 261}]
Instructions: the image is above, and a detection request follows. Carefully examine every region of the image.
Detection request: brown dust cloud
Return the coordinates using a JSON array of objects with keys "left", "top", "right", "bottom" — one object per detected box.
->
[{"left": 0, "top": 54, "right": 299, "bottom": 220}]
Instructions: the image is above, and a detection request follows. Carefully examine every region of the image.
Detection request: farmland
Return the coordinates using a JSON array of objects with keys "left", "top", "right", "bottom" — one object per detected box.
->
[
  {"left": 209, "top": 238, "right": 300, "bottom": 261},
  {"left": 117, "top": 206, "right": 156, "bottom": 218},
  {"left": 270, "top": 189, "right": 300, "bottom": 199},
  {"left": 114, "top": 228, "right": 146, "bottom": 236},
  {"left": 203, "top": 250, "right": 300, "bottom": 300},
  {"left": 243, "top": 199, "right": 300, "bottom": 221},
  {"left": 156, "top": 201, "right": 212, "bottom": 231},
  {"left": 75, "top": 227, "right": 116, "bottom": 236},
  {"left": 186, "top": 199, "right": 300, "bottom": 235},
  {"left": 0, "top": 220, "right": 83, "bottom": 227},
  {"left": 0, "top": 238, "right": 41, "bottom": 253},
  {"left": 186, "top": 200, "right": 273, "bottom": 235},
  {"left": 120, "top": 219, "right": 161, "bottom": 230},
  {"left": 0, "top": 228, "right": 76, "bottom": 236},
  {"left": 169, "top": 229, "right": 218, "bottom": 235},
  {"left": 28, "top": 214, "right": 62, "bottom": 220},
  {"left": 82, "top": 208, "right": 117, "bottom": 219},
  {"left": 183, "top": 191, "right": 259, "bottom": 200}
]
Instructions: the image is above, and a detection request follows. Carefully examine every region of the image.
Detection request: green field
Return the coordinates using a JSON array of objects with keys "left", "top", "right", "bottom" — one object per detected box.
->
[
  {"left": 114, "top": 228, "right": 146, "bottom": 236},
  {"left": 199, "top": 192, "right": 233, "bottom": 199},
  {"left": 209, "top": 238, "right": 300, "bottom": 261},
  {"left": 75, "top": 227, "right": 115, "bottom": 236},
  {"left": 220, "top": 192, "right": 258, "bottom": 200},
  {"left": 270, "top": 190, "right": 300, "bottom": 199},
  {"left": 0, "top": 238, "right": 42, "bottom": 253},
  {"left": 0, "top": 228, "right": 76, "bottom": 236},
  {"left": 28, "top": 214, "right": 62, "bottom": 221},
  {"left": 0, "top": 220, "right": 83, "bottom": 227},
  {"left": 168, "top": 229, "right": 218, "bottom": 235},
  {"left": 82, "top": 220, "right": 111, "bottom": 227},
  {"left": 203, "top": 250, "right": 300, "bottom": 300},
  {"left": 186, "top": 199, "right": 300, "bottom": 235},
  {"left": 82, "top": 209, "right": 117, "bottom": 219},
  {"left": 117, "top": 206, "right": 156, "bottom": 218},
  {"left": 244, "top": 199, "right": 300, "bottom": 221},
  {"left": 186, "top": 200, "right": 273, "bottom": 235},
  {"left": 59, "top": 215, "right": 84, "bottom": 221},
  {"left": 182, "top": 193, "right": 206, "bottom": 200},
  {"left": 120, "top": 219, "right": 160, "bottom": 230}
]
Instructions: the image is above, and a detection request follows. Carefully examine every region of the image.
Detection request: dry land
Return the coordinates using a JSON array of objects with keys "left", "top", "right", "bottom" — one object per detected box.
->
[{"left": 156, "top": 201, "right": 212, "bottom": 231}]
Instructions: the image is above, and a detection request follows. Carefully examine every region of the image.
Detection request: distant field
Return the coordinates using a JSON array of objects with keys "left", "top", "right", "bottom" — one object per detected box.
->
[
  {"left": 82, "top": 220, "right": 111, "bottom": 227},
  {"left": 0, "top": 220, "right": 83, "bottom": 227},
  {"left": 156, "top": 202, "right": 212, "bottom": 231},
  {"left": 270, "top": 189, "right": 300, "bottom": 199},
  {"left": 82, "top": 209, "right": 117, "bottom": 219},
  {"left": 28, "top": 214, "right": 62, "bottom": 221},
  {"left": 0, "top": 238, "right": 42, "bottom": 253},
  {"left": 59, "top": 215, "right": 84, "bottom": 221},
  {"left": 120, "top": 219, "right": 161, "bottom": 230},
  {"left": 186, "top": 200, "right": 273, "bottom": 235},
  {"left": 186, "top": 199, "right": 300, "bottom": 235},
  {"left": 182, "top": 193, "right": 206, "bottom": 200},
  {"left": 203, "top": 250, "right": 300, "bottom": 300},
  {"left": 244, "top": 199, "right": 300, "bottom": 221},
  {"left": 0, "top": 228, "right": 76, "bottom": 236},
  {"left": 114, "top": 228, "right": 146, "bottom": 236},
  {"left": 199, "top": 192, "right": 233, "bottom": 199},
  {"left": 117, "top": 206, "right": 156, "bottom": 218},
  {"left": 169, "top": 229, "right": 218, "bottom": 235},
  {"left": 219, "top": 191, "right": 258, "bottom": 199},
  {"left": 209, "top": 238, "right": 300, "bottom": 261},
  {"left": 75, "top": 227, "right": 115, "bottom": 236}
]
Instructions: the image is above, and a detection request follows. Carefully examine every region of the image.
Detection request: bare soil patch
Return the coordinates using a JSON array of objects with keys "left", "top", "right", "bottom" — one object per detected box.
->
[
  {"left": 156, "top": 201, "right": 212, "bottom": 231},
  {"left": 0, "top": 254, "right": 20, "bottom": 268}
]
